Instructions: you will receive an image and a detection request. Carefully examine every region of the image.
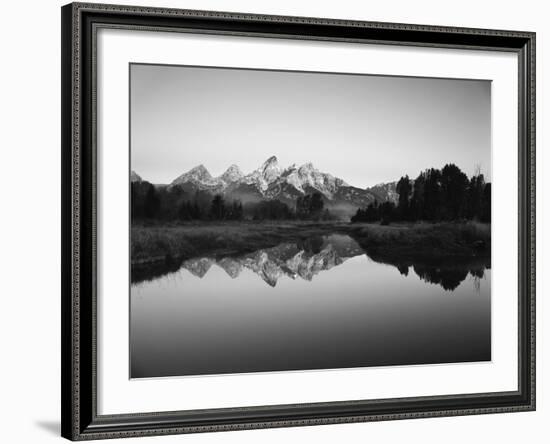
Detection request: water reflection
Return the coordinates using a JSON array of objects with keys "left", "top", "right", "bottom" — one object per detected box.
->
[
  {"left": 158, "top": 234, "right": 490, "bottom": 291},
  {"left": 130, "top": 234, "right": 491, "bottom": 378}
]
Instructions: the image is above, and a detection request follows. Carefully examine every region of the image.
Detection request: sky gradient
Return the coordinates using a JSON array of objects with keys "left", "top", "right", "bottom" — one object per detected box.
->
[{"left": 130, "top": 63, "right": 491, "bottom": 187}]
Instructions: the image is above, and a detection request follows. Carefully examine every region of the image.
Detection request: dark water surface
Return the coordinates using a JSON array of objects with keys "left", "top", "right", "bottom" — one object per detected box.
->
[{"left": 130, "top": 234, "right": 491, "bottom": 378}]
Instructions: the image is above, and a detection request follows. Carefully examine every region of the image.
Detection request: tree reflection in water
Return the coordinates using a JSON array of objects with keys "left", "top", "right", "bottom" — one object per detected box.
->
[{"left": 132, "top": 234, "right": 490, "bottom": 291}]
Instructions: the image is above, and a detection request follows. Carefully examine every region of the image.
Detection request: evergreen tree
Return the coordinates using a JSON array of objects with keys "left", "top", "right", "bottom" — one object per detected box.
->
[
  {"left": 466, "top": 173, "right": 486, "bottom": 220},
  {"left": 480, "top": 183, "right": 491, "bottom": 222},
  {"left": 440, "top": 164, "right": 468, "bottom": 220},
  {"left": 423, "top": 168, "right": 442, "bottom": 221},
  {"left": 178, "top": 201, "right": 191, "bottom": 221},
  {"left": 410, "top": 173, "right": 426, "bottom": 221},
  {"left": 350, "top": 200, "right": 381, "bottom": 223},
  {"left": 144, "top": 184, "right": 160, "bottom": 218},
  {"left": 396, "top": 175, "right": 412, "bottom": 220},
  {"left": 226, "top": 200, "right": 244, "bottom": 220},
  {"left": 379, "top": 201, "right": 396, "bottom": 225},
  {"left": 369, "top": 200, "right": 380, "bottom": 221},
  {"left": 350, "top": 208, "right": 365, "bottom": 223},
  {"left": 253, "top": 200, "right": 293, "bottom": 220},
  {"left": 296, "top": 192, "right": 325, "bottom": 220},
  {"left": 192, "top": 200, "right": 201, "bottom": 219},
  {"left": 210, "top": 194, "right": 226, "bottom": 220},
  {"left": 309, "top": 192, "right": 324, "bottom": 218},
  {"left": 296, "top": 194, "right": 311, "bottom": 219}
]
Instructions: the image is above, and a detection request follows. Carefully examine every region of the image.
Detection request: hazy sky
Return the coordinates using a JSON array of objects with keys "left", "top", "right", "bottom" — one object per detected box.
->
[{"left": 130, "top": 64, "right": 491, "bottom": 187}]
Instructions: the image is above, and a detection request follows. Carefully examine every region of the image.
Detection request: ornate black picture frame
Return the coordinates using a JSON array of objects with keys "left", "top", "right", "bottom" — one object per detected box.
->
[{"left": 61, "top": 2, "right": 535, "bottom": 440}]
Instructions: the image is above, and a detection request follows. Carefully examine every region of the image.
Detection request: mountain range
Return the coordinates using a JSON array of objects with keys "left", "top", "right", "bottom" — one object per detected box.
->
[{"left": 132, "top": 156, "right": 397, "bottom": 215}]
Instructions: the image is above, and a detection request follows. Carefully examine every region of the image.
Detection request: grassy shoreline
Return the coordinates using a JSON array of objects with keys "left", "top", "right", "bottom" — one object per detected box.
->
[{"left": 131, "top": 220, "right": 490, "bottom": 267}]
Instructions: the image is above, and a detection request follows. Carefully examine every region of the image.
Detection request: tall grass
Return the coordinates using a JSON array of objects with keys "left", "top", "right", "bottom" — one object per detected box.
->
[
  {"left": 131, "top": 220, "right": 491, "bottom": 265},
  {"left": 348, "top": 221, "right": 490, "bottom": 260}
]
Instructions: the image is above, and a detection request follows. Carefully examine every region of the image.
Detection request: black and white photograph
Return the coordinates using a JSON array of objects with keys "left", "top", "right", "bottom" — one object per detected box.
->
[
  {"left": 53, "top": 2, "right": 538, "bottom": 441},
  {"left": 130, "top": 64, "right": 492, "bottom": 379}
]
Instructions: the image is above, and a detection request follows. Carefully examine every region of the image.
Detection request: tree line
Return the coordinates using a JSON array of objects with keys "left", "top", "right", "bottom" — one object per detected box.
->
[
  {"left": 132, "top": 182, "right": 245, "bottom": 221},
  {"left": 250, "top": 192, "right": 332, "bottom": 220},
  {"left": 352, "top": 164, "right": 491, "bottom": 224},
  {"left": 132, "top": 182, "right": 331, "bottom": 222}
]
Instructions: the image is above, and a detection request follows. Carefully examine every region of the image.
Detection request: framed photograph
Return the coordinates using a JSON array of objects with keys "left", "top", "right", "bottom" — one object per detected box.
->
[{"left": 61, "top": 2, "right": 536, "bottom": 440}]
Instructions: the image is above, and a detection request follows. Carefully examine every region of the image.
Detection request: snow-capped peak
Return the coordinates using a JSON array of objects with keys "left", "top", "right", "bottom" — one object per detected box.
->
[
  {"left": 241, "top": 156, "right": 282, "bottom": 191},
  {"left": 188, "top": 164, "right": 211, "bottom": 178},
  {"left": 168, "top": 157, "right": 363, "bottom": 202},
  {"left": 259, "top": 156, "right": 281, "bottom": 181},
  {"left": 262, "top": 155, "right": 279, "bottom": 168},
  {"left": 299, "top": 162, "right": 315, "bottom": 172},
  {"left": 283, "top": 162, "right": 348, "bottom": 198},
  {"left": 172, "top": 164, "right": 217, "bottom": 187},
  {"left": 219, "top": 164, "right": 243, "bottom": 184}
]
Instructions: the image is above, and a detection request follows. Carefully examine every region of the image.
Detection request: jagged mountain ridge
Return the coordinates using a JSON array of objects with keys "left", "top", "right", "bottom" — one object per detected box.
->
[{"left": 166, "top": 156, "right": 397, "bottom": 210}]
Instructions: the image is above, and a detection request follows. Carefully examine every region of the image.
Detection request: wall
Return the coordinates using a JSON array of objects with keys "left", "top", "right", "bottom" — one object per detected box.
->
[{"left": 0, "top": 0, "right": 545, "bottom": 443}]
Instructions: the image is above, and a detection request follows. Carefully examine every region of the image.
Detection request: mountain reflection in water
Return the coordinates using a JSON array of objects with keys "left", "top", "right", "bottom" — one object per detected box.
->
[
  {"left": 175, "top": 234, "right": 489, "bottom": 291},
  {"left": 130, "top": 233, "right": 491, "bottom": 378}
]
